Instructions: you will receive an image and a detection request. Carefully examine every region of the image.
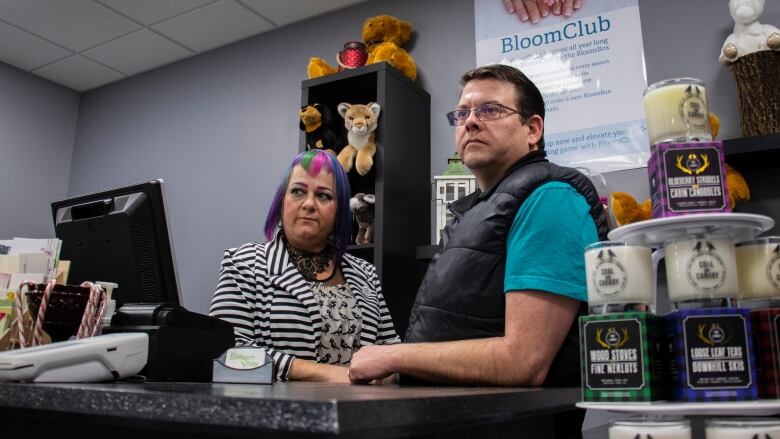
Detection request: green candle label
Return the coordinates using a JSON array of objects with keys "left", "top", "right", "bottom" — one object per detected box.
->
[{"left": 584, "top": 318, "right": 644, "bottom": 390}]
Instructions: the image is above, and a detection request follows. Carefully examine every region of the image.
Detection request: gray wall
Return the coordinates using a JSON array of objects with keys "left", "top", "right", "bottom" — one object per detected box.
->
[
  {"left": 606, "top": 0, "right": 779, "bottom": 203},
  {"left": 68, "top": 0, "right": 476, "bottom": 312},
  {"left": 0, "top": 62, "right": 80, "bottom": 238},
  {"left": 4, "top": 0, "right": 777, "bottom": 313}
]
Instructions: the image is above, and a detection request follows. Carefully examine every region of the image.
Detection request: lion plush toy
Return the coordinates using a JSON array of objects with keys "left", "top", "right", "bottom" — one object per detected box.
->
[
  {"left": 299, "top": 103, "right": 343, "bottom": 154},
  {"left": 337, "top": 102, "right": 380, "bottom": 176},
  {"left": 307, "top": 15, "right": 417, "bottom": 81},
  {"left": 611, "top": 113, "right": 751, "bottom": 226},
  {"left": 350, "top": 193, "right": 376, "bottom": 244}
]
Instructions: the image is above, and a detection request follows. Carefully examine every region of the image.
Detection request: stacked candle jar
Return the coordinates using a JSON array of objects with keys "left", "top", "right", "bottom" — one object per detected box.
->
[
  {"left": 737, "top": 236, "right": 780, "bottom": 398},
  {"left": 579, "top": 241, "right": 667, "bottom": 402},
  {"left": 643, "top": 77, "right": 758, "bottom": 403},
  {"left": 606, "top": 417, "right": 780, "bottom": 438},
  {"left": 660, "top": 232, "right": 759, "bottom": 402},
  {"left": 644, "top": 78, "right": 731, "bottom": 219}
]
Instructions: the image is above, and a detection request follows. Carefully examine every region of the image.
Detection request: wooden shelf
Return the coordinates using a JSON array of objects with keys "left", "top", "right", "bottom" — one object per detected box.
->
[
  {"left": 723, "top": 133, "right": 780, "bottom": 157},
  {"left": 721, "top": 133, "right": 780, "bottom": 236},
  {"left": 301, "top": 63, "right": 431, "bottom": 336}
]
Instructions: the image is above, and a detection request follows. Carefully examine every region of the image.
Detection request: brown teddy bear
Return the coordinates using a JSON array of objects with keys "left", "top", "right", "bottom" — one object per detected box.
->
[
  {"left": 299, "top": 103, "right": 344, "bottom": 154},
  {"left": 611, "top": 113, "right": 751, "bottom": 226},
  {"left": 307, "top": 15, "right": 417, "bottom": 81}
]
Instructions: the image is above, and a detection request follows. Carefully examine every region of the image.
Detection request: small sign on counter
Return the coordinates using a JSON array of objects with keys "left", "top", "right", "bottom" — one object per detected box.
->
[{"left": 213, "top": 347, "right": 275, "bottom": 385}]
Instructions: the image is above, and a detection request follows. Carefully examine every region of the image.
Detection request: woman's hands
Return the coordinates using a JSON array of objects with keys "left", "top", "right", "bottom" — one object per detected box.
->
[
  {"left": 288, "top": 358, "right": 350, "bottom": 383},
  {"left": 286, "top": 356, "right": 397, "bottom": 384},
  {"left": 502, "top": 0, "right": 583, "bottom": 23}
]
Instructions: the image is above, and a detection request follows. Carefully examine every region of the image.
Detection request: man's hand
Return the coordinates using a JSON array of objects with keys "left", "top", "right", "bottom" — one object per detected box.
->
[
  {"left": 349, "top": 345, "right": 396, "bottom": 384},
  {"left": 349, "top": 291, "right": 580, "bottom": 386}
]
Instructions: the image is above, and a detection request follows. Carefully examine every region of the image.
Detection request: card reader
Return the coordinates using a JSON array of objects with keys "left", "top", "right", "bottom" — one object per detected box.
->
[{"left": 0, "top": 333, "right": 148, "bottom": 382}]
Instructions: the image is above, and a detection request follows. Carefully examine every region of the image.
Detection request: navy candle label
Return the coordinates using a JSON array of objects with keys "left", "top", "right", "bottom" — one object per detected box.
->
[
  {"left": 683, "top": 314, "right": 751, "bottom": 389},
  {"left": 584, "top": 318, "right": 644, "bottom": 390},
  {"left": 663, "top": 146, "right": 725, "bottom": 212}
]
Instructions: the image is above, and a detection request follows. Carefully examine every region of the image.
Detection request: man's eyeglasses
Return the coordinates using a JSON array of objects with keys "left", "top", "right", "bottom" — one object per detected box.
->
[{"left": 446, "top": 103, "right": 521, "bottom": 126}]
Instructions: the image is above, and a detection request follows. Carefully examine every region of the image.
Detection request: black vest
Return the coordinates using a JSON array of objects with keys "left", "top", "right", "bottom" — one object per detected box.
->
[{"left": 405, "top": 151, "right": 609, "bottom": 386}]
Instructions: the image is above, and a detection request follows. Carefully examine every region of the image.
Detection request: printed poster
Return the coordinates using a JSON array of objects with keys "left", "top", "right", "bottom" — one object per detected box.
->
[{"left": 475, "top": 0, "right": 649, "bottom": 173}]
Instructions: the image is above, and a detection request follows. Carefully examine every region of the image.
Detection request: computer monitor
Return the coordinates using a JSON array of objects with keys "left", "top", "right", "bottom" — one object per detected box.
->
[{"left": 51, "top": 179, "right": 181, "bottom": 307}]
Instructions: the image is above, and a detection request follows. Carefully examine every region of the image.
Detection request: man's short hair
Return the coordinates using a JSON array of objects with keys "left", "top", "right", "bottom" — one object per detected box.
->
[{"left": 460, "top": 64, "right": 546, "bottom": 150}]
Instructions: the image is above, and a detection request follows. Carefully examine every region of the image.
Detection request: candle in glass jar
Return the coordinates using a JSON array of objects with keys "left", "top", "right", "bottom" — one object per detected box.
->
[
  {"left": 705, "top": 418, "right": 780, "bottom": 439},
  {"left": 644, "top": 78, "right": 711, "bottom": 146},
  {"left": 609, "top": 418, "right": 691, "bottom": 439},
  {"left": 584, "top": 241, "right": 654, "bottom": 312},
  {"left": 736, "top": 236, "right": 780, "bottom": 302},
  {"left": 664, "top": 234, "right": 739, "bottom": 306}
]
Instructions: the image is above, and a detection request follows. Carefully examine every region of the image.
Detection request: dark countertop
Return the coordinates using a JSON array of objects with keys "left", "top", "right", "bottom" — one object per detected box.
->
[{"left": 0, "top": 381, "right": 581, "bottom": 438}]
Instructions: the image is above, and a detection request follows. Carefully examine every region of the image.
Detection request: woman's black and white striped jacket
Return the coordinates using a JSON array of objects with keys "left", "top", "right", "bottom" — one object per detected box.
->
[{"left": 209, "top": 233, "right": 400, "bottom": 381}]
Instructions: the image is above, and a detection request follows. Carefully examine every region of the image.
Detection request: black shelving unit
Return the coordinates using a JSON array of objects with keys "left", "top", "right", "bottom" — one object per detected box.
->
[
  {"left": 300, "top": 62, "right": 431, "bottom": 336},
  {"left": 724, "top": 133, "right": 780, "bottom": 236}
]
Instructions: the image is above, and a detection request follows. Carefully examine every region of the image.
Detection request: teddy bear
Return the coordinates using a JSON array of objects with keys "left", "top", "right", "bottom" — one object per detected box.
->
[
  {"left": 336, "top": 102, "right": 380, "bottom": 176},
  {"left": 299, "top": 103, "right": 344, "bottom": 154},
  {"left": 611, "top": 113, "right": 751, "bottom": 226},
  {"left": 720, "top": 0, "right": 780, "bottom": 65},
  {"left": 307, "top": 15, "right": 417, "bottom": 81},
  {"left": 362, "top": 15, "right": 417, "bottom": 81},
  {"left": 350, "top": 193, "right": 375, "bottom": 244}
]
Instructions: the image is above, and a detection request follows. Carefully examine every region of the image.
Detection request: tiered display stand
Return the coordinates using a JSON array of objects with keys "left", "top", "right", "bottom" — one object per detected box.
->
[{"left": 578, "top": 212, "right": 778, "bottom": 417}]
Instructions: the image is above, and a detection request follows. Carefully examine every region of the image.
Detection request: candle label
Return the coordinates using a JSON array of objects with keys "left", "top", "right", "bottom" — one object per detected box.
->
[
  {"left": 590, "top": 249, "right": 628, "bottom": 298},
  {"left": 668, "top": 308, "right": 758, "bottom": 401},
  {"left": 584, "top": 318, "right": 643, "bottom": 389},
  {"left": 678, "top": 84, "right": 708, "bottom": 129},
  {"left": 580, "top": 312, "right": 666, "bottom": 401},
  {"left": 664, "top": 146, "right": 725, "bottom": 212},
  {"left": 768, "top": 245, "right": 780, "bottom": 289},
  {"left": 648, "top": 141, "right": 731, "bottom": 218},
  {"left": 683, "top": 315, "right": 751, "bottom": 388},
  {"left": 684, "top": 239, "right": 727, "bottom": 292}
]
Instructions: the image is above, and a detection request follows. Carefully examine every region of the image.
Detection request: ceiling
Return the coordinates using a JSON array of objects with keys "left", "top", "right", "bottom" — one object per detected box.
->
[{"left": 0, "top": 0, "right": 367, "bottom": 92}]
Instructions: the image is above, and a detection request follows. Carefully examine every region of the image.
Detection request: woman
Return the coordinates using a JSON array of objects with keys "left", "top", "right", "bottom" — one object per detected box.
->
[{"left": 209, "top": 149, "right": 399, "bottom": 382}]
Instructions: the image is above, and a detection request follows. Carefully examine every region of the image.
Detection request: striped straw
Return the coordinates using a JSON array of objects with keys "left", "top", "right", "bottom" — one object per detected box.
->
[
  {"left": 77, "top": 282, "right": 106, "bottom": 338},
  {"left": 14, "top": 281, "right": 36, "bottom": 349},
  {"left": 90, "top": 286, "right": 108, "bottom": 337},
  {"left": 31, "top": 279, "right": 56, "bottom": 346}
]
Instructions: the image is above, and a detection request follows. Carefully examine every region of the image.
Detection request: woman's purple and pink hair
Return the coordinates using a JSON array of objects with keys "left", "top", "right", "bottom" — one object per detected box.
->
[{"left": 264, "top": 149, "right": 352, "bottom": 261}]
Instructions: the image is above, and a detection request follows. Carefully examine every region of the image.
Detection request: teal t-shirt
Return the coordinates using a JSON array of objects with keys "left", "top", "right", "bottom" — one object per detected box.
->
[{"left": 504, "top": 181, "right": 599, "bottom": 301}]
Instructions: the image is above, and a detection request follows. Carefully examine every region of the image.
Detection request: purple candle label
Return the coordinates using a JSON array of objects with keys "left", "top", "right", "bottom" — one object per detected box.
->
[{"left": 648, "top": 141, "right": 731, "bottom": 218}]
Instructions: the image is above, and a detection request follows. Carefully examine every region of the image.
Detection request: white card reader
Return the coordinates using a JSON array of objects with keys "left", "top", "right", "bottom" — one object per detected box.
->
[{"left": 0, "top": 333, "right": 148, "bottom": 382}]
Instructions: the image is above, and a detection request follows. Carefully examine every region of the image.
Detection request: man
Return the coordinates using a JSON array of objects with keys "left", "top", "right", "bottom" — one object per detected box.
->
[{"left": 349, "top": 64, "right": 608, "bottom": 387}]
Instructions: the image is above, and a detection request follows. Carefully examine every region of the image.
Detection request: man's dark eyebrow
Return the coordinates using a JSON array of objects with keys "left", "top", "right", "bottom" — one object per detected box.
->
[{"left": 456, "top": 100, "right": 501, "bottom": 109}]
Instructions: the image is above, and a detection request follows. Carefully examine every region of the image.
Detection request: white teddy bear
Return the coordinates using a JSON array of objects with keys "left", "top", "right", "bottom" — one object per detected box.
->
[{"left": 720, "top": 0, "right": 780, "bottom": 64}]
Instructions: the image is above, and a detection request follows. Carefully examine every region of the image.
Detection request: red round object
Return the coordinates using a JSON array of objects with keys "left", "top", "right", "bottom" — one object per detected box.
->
[{"left": 338, "top": 42, "right": 368, "bottom": 69}]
